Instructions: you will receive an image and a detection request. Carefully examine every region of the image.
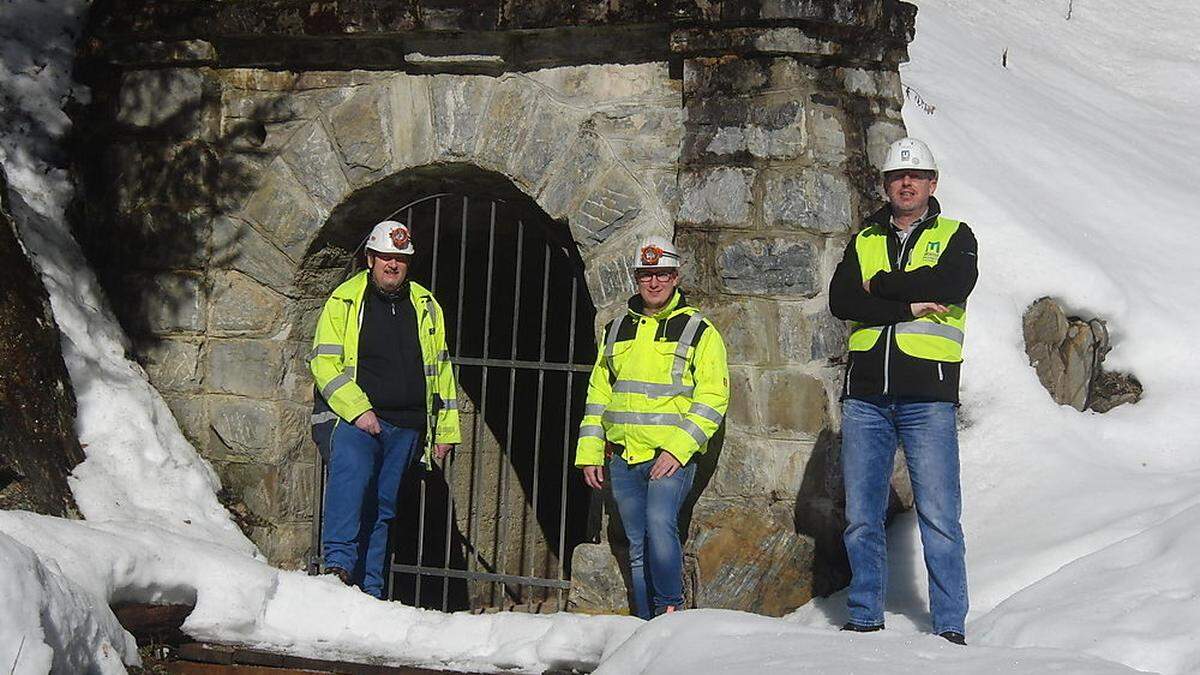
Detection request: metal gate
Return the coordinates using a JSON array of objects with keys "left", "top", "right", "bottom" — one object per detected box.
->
[{"left": 334, "top": 192, "right": 598, "bottom": 612}]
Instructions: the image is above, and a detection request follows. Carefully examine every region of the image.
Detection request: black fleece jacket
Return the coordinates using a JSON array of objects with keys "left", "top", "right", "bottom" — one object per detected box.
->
[
  {"left": 828, "top": 196, "right": 978, "bottom": 402},
  {"left": 356, "top": 280, "right": 428, "bottom": 429}
]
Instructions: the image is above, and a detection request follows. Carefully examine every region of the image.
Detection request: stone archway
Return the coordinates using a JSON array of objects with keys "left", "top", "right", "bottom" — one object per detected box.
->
[{"left": 207, "top": 68, "right": 674, "bottom": 565}]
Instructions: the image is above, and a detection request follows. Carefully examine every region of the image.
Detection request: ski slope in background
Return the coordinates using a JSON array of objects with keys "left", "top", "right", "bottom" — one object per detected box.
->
[{"left": 2, "top": 0, "right": 1199, "bottom": 672}]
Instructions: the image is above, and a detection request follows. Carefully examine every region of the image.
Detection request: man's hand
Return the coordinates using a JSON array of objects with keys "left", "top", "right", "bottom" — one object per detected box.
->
[
  {"left": 910, "top": 302, "right": 949, "bottom": 318},
  {"left": 354, "top": 410, "right": 381, "bottom": 435},
  {"left": 862, "top": 277, "right": 873, "bottom": 294},
  {"left": 583, "top": 465, "right": 605, "bottom": 490},
  {"left": 649, "top": 451, "right": 682, "bottom": 480},
  {"left": 434, "top": 443, "right": 454, "bottom": 461}
]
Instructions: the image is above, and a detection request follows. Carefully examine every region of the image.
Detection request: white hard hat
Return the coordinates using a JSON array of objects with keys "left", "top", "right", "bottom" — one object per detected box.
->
[
  {"left": 881, "top": 137, "right": 938, "bottom": 175},
  {"left": 633, "top": 236, "right": 681, "bottom": 270},
  {"left": 365, "top": 220, "right": 415, "bottom": 255}
]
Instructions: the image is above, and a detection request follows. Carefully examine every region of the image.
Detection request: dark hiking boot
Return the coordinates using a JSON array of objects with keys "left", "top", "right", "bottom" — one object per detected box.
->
[
  {"left": 938, "top": 631, "right": 967, "bottom": 646},
  {"left": 325, "top": 566, "right": 351, "bottom": 585},
  {"left": 841, "top": 622, "right": 884, "bottom": 632}
]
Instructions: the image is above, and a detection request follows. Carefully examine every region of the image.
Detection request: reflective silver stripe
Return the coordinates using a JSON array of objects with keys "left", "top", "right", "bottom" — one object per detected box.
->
[
  {"left": 426, "top": 298, "right": 439, "bottom": 327},
  {"left": 672, "top": 312, "right": 706, "bottom": 385},
  {"left": 306, "top": 344, "right": 343, "bottom": 362},
  {"left": 679, "top": 418, "right": 708, "bottom": 446},
  {"left": 894, "top": 321, "right": 964, "bottom": 344},
  {"left": 424, "top": 364, "right": 438, "bottom": 377},
  {"left": 613, "top": 380, "right": 695, "bottom": 398},
  {"left": 442, "top": 398, "right": 459, "bottom": 410},
  {"left": 321, "top": 371, "right": 354, "bottom": 400},
  {"left": 603, "top": 411, "right": 683, "bottom": 426},
  {"left": 584, "top": 403, "right": 607, "bottom": 417},
  {"left": 345, "top": 365, "right": 356, "bottom": 379},
  {"left": 310, "top": 411, "right": 339, "bottom": 425},
  {"left": 438, "top": 350, "right": 450, "bottom": 362},
  {"left": 687, "top": 402, "right": 724, "bottom": 425},
  {"left": 604, "top": 316, "right": 623, "bottom": 372},
  {"left": 579, "top": 425, "right": 605, "bottom": 439}
]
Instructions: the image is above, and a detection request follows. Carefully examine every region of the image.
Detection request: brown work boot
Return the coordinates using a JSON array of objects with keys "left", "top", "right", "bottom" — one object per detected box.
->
[{"left": 325, "top": 566, "right": 351, "bottom": 585}]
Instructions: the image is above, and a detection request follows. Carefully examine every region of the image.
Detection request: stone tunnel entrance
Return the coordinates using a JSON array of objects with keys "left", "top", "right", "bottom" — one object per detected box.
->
[{"left": 299, "top": 165, "right": 596, "bottom": 611}]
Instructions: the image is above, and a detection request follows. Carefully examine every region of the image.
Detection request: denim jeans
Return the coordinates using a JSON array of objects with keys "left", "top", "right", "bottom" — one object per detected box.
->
[
  {"left": 323, "top": 418, "right": 421, "bottom": 599},
  {"left": 841, "top": 395, "right": 968, "bottom": 634},
  {"left": 608, "top": 452, "right": 696, "bottom": 620}
]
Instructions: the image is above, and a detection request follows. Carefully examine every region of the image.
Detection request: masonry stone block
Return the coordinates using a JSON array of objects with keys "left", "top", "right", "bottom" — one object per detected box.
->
[
  {"left": 141, "top": 339, "right": 203, "bottom": 393},
  {"left": 761, "top": 369, "right": 829, "bottom": 436},
  {"left": 212, "top": 216, "right": 296, "bottom": 293},
  {"left": 280, "top": 121, "right": 352, "bottom": 216},
  {"left": 208, "top": 397, "right": 279, "bottom": 460},
  {"left": 807, "top": 107, "right": 848, "bottom": 166},
  {"left": 205, "top": 339, "right": 284, "bottom": 398},
  {"left": 131, "top": 272, "right": 207, "bottom": 334},
  {"left": 866, "top": 119, "right": 908, "bottom": 171},
  {"left": 162, "top": 394, "right": 210, "bottom": 450},
  {"left": 717, "top": 236, "right": 819, "bottom": 296},
  {"left": 328, "top": 84, "right": 393, "bottom": 187},
  {"left": 679, "top": 167, "right": 753, "bottom": 226},
  {"left": 389, "top": 74, "right": 436, "bottom": 169},
  {"left": 762, "top": 171, "right": 853, "bottom": 233},
  {"left": 117, "top": 68, "right": 205, "bottom": 129},
  {"left": 706, "top": 429, "right": 812, "bottom": 501},
  {"left": 537, "top": 129, "right": 613, "bottom": 219},
  {"left": 474, "top": 77, "right": 539, "bottom": 171},
  {"left": 509, "top": 99, "right": 584, "bottom": 192},
  {"left": 569, "top": 167, "right": 645, "bottom": 247},
  {"left": 209, "top": 271, "right": 285, "bottom": 336},
  {"left": 703, "top": 297, "right": 775, "bottom": 366},
  {"left": 431, "top": 75, "right": 496, "bottom": 159},
  {"left": 236, "top": 156, "right": 324, "bottom": 261},
  {"left": 725, "top": 366, "right": 759, "bottom": 428}
]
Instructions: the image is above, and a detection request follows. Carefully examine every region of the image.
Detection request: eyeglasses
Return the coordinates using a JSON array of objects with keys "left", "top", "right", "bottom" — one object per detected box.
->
[{"left": 634, "top": 270, "right": 677, "bottom": 283}]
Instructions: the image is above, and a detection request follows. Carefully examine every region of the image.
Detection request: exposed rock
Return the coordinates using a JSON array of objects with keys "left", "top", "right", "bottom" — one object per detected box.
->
[
  {"left": 0, "top": 168, "right": 84, "bottom": 516},
  {"left": 716, "top": 236, "right": 820, "bottom": 297},
  {"left": 1022, "top": 296, "right": 1142, "bottom": 412},
  {"left": 567, "top": 543, "right": 630, "bottom": 615}
]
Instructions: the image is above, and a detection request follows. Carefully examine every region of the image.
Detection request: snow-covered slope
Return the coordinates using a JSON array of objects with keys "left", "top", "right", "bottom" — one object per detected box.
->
[{"left": 3, "top": 0, "right": 1199, "bottom": 672}]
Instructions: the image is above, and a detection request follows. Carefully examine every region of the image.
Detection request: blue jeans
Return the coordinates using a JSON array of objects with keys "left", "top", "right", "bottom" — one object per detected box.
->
[
  {"left": 608, "top": 452, "right": 696, "bottom": 620},
  {"left": 841, "top": 396, "right": 968, "bottom": 634},
  {"left": 323, "top": 418, "right": 421, "bottom": 599}
]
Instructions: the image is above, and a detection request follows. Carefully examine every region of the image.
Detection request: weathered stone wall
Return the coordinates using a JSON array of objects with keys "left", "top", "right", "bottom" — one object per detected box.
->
[{"left": 77, "top": 0, "right": 918, "bottom": 613}]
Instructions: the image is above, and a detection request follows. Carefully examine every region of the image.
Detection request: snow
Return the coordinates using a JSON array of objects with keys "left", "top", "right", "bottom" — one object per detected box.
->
[{"left": 3, "top": 0, "right": 1200, "bottom": 672}]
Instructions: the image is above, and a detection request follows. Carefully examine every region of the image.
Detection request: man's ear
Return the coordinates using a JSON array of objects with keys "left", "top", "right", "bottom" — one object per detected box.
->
[{"left": 929, "top": 176, "right": 939, "bottom": 194}]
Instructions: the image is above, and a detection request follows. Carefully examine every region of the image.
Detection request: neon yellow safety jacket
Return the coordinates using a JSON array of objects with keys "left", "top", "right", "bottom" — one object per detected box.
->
[
  {"left": 575, "top": 290, "right": 729, "bottom": 467},
  {"left": 848, "top": 216, "right": 968, "bottom": 363},
  {"left": 308, "top": 271, "right": 461, "bottom": 466}
]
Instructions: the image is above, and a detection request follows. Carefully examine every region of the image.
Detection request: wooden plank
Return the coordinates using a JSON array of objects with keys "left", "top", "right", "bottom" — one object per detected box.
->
[{"left": 175, "top": 643, "right": 481, "bottom": 675}]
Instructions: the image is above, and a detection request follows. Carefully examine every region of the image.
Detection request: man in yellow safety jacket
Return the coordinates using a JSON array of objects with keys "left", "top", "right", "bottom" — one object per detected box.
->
[
  {"left": 575, "top": 235, "right": 729, "bottom": 619},
  {"left": 308, "top": 219, "right": 460, "bottom": 598},
  {"left": 829, "top": 138, "right": 978, "bottom": 645}
]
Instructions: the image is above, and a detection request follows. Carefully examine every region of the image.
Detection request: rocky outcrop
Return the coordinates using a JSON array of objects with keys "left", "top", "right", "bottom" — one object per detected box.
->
[
  {"left": 0, "top": 168, "right": 85, "bottom": 516},
  {"left": 1023, "top": 297, "right": 1142, "bottom": 412}
]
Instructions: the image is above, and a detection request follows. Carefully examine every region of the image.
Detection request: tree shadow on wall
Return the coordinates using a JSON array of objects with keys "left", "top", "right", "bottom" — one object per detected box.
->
[{"left": 69, "top": 63, "right": 295, "bottom": 365}]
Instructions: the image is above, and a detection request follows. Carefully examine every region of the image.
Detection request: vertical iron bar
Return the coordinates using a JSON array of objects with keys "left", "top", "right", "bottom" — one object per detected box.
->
[
  {"left": 412, "top": 204, "right": 429, "bottom": 606},
  {"left": 557, "top": 276, "right": 579, "bottom": 609},
  {"left": 478, "top": 200, "right": 498, "bottom": 606},
  {"left": 432, "top": 196, "right": 456, "bottom": 612},
  {"left": 499, "top": 219, "right": 523, "bottom": 607},
  {"left": 457, "top": 196, "right": 478, "bottom": 610},
  {"left": 527, "top": 245, "right": 551, "bottom": 593}
]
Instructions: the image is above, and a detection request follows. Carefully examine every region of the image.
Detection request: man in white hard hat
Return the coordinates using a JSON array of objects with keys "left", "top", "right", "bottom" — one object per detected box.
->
[
  {"left": 308, "top": 220, "right": 461, "bottom": 598},
  {"left": 828, "top": 138, "right": 978, "bottom": 644},
  {"left": 575, "top": 235, "right": 729, "bottom": 619}
]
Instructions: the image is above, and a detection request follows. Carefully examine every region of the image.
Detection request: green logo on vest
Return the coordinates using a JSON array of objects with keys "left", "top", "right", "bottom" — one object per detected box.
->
[{"left": 922, "top": 240, "right": 942, "bottom": 264}]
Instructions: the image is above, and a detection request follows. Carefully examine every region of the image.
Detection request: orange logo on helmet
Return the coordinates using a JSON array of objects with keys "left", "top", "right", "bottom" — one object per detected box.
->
[
  {"left": 389, "top": 226, "right": 410, "bottom": 250},
  {"left": 640, "top": 245, "right": 663, "bottom": 266}
]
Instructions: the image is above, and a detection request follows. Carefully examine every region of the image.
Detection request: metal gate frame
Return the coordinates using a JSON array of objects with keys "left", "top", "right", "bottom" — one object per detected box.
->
[{"left": 309, "top": 192, "right": 595, "bottom": 613}]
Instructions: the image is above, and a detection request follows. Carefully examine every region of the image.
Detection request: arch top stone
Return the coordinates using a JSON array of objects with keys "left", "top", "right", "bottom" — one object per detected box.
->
[{"left": 225, "top": 67, "right": 676, "bottom": 307}]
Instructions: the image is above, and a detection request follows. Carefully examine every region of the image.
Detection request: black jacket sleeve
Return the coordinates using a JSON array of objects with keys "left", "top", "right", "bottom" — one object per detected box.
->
[
  {"left": 869, "top": 223, "right": 978, "bottom": 305},
  {"left": 829, "top": 235, "right": 915, "bottom": 326}
]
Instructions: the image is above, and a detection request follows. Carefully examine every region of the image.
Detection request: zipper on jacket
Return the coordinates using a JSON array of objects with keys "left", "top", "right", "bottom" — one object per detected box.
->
[
  {"left": 882, "top": 215, "right": 930, "bottom": 396},
  {"left": 938, "top": 362, "right": 944, "bottom": 382},
  {"left": 845, "top": 361, "right": 854, "bottom": 397}
]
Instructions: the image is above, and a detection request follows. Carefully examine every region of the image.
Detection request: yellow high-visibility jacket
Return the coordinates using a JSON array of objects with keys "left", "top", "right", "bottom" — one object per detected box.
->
[
  {"left": 308, "top": 271, "right": 461, "bottom": 466},
  {"left": 575, "top": 290, "right": 729, "bottom": 467}
]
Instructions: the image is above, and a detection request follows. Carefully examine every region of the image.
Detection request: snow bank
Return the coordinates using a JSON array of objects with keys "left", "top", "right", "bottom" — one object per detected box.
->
[
  {"left": 0, "top": 531, "right": 136, "bottom": 675},
  {"left": 0, "top": 511, "right": 641, "bottom": 673},
  {"left": 595, "top": 610, "right": 1139, "bottom": 674}
]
